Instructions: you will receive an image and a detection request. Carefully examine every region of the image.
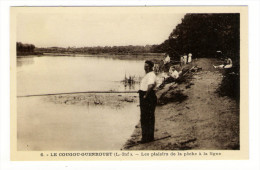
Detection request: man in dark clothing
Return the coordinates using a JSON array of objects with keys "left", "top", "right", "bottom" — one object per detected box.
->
[{"left": 138, "top": 60, "right": 157, "bottom": 143}]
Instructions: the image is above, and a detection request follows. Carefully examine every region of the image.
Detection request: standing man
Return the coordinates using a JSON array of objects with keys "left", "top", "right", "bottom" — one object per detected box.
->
[
  {"left": 183, "top": 53, "right": 188, "bottom": 65},
  {"left": 138, "top": 60, "right": 157, "bottom": 143},
  {"left": 180, "top": 55, "right": 184, "bottom": 66},
  {"left": 188, "top": 53, "right": 192, "bottom": 63}
]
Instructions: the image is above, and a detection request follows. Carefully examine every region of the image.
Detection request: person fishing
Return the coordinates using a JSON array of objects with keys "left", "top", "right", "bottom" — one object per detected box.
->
[{"left": 138, "top": 60, "right": 157, "bottom": 143}]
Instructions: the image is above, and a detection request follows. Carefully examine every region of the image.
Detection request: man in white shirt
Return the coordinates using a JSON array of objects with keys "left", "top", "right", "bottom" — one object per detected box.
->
[
  {"left": 169, "top": 66, "right": 179, "bottom": 79},
  {"left": 138, "top": 60, "right": 157, "bottom": 143}
]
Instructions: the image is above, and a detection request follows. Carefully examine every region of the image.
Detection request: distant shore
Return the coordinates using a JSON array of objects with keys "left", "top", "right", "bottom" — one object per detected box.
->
[
  {"left": 17, "top": 52, "right": 165, "bottom": 61},
  {"left": 17, "top": 52, "right": 43, "bottom": 57}
]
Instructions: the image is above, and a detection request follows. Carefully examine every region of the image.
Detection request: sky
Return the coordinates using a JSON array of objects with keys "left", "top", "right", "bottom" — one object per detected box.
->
[{"left": 16, "top": 8, "right": 185, "bottom": 47}]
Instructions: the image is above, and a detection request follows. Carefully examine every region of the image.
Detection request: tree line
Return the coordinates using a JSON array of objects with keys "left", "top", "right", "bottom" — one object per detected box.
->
[
  {"left": 35, "top": 45, "right": 161, "bottom": 54},
  {"left": 17, "top": 42, "right": 36, "bottom": 53},
  {"left": 158, "top": 13, "right": 240, "bottom": 63}
]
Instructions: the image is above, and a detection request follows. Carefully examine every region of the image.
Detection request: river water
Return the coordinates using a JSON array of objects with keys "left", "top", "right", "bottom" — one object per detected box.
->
[
  {"left": 17, "top": 55, "right": 146, "bottom": 151},
  {"left": 17, "top": 55, "right": 145, "bottom": 96}
]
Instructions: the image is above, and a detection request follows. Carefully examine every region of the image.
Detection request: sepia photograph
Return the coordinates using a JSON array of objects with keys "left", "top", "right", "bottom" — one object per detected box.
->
[{"left": 10, "top": 6, "right": 248, "bottom": 160}]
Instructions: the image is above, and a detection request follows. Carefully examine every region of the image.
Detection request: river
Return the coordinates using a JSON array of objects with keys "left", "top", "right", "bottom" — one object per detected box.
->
[
  {"left": 17, "top": 55, "right": 146, "bottom": 151},
  {"left": 17, "top": 55, "right": 145, "bottom": 96}
]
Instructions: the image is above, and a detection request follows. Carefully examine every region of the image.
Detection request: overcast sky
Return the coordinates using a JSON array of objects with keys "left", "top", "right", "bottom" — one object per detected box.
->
[{"left": 16, "top": 8, "right": 185, "bottom": 47}]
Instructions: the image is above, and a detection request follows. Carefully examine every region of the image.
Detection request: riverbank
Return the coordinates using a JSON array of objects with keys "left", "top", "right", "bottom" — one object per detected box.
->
[
  {"left": 17, "top": 52, "right": 43, "bottom": 56},
  {"left": 123, "top": 58, "right": 240, "bottom": 150}
]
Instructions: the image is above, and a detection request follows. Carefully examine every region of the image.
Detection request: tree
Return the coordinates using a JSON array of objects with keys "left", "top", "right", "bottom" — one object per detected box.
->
[{"left": 158, "top": 14, "right": 240, "bottom": 63}]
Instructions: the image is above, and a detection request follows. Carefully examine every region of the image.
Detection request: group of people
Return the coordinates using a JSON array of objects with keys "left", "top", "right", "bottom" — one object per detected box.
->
[
  {"left": 180, "top": 53, "right": 192, "bottom": 65},
  {"left": 137, "top": 52, "right": 233, "bottom": 144},
  {"left": 138, "top": 54, "right": 183, "bottom": 143},
  {"left": 163, "top": 53, "right": 193, "bottom": 66},
  {"left": 163, "top": 53, "right": 190, "bottom": 81}
]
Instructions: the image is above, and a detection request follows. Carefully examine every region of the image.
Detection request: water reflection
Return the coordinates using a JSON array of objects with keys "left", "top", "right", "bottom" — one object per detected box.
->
[{"left": 17, "top": 57, "right": 35, "bottom": 67}]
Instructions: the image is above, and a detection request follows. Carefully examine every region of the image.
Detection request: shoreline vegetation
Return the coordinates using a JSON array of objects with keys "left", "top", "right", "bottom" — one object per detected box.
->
[
  {"left": 16, "top": 42, "right": 165, "bottom": 60},
  {"left": 17, "top": 42, "right": 166, "bottom": 60},
  {"left": 17, "top": 52, "right": 43, "bottom": 56},
  {"left": 43, "top": 52, "right": 164, "bottom": 60}
]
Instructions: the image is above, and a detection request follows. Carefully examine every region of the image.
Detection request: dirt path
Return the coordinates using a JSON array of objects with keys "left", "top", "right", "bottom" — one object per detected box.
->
[{"left": 123, "top": 58, "right": 239, "bottom": 150}]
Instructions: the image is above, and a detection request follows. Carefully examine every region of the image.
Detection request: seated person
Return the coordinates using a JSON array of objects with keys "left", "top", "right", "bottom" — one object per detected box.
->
[
  {"left": 161, "top": 66, "right": 180, "bottom": 85},
  {"left": 163, "top": 54, "right": 171, "bottom": 65},
  {"left": 168, "top": 66, "right": 179, "bottom": 79},
  {"left": 153, "top": 63, "right": 160, "bottom": 75},
  {"left": 213, "top": 57, "right": 232, "bottom": 69}
]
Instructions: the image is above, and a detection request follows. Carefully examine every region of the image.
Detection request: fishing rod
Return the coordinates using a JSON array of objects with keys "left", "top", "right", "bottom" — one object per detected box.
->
[
  {"left": 17, "top": 64, "right": 196, "bottom": 98},
  {"left": 17, "top": 90, "right": 139, "bottom": 98}
]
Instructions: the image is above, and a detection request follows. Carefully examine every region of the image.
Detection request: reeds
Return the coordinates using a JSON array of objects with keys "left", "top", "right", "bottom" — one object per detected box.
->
[{"left": 122, "top": 73, "right": 141, "bottom": 87}]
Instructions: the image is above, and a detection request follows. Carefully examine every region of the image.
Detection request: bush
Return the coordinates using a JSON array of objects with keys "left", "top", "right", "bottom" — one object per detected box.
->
[{"left": 217, "top": 66, "right": 240, "bottom": 101}]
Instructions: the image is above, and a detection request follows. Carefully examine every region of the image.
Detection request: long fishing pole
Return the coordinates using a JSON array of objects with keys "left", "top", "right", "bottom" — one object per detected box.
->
[
  {"left": 17, "top": 64, "right": 195, "bottom": 98},
  {"left": 17, "top": 90, "right": 139, "bottom": 98}
]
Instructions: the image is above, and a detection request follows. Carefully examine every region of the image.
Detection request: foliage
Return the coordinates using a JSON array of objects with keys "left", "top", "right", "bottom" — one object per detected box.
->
[
  {"left": 36, "top": 45, "right": 161, "bottom": 55},
  {"left": 217, "top": 67, "right": 240, "bottom": 101},
  {"left": 16, "top": 42, "right": 35, "bottom": 53},
  {"left": 159, "top": 14, "right": 240, "bottom": 63}
]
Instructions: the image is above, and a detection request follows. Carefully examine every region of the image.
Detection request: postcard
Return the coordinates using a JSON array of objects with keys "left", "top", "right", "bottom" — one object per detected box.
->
[{"left": 10, "top": 6, "right": 248, "bottom": 161}]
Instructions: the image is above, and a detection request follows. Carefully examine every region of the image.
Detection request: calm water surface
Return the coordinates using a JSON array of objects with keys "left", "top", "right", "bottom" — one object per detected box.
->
[
  {"left": 17, "top": 56, "right": 145, "bottom": 96},
  {"left": 17, "top": 96, "right": 140, "bottom": 151},
  {"left": 17, "top": 55, "right": 145, "bottom": 150}
]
